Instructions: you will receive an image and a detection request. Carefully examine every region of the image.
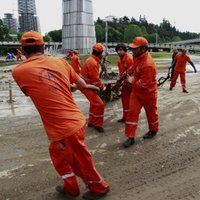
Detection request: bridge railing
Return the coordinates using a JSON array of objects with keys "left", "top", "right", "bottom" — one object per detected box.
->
[{"left": 1, "top": 41, "right": 200, "bottom": 52}]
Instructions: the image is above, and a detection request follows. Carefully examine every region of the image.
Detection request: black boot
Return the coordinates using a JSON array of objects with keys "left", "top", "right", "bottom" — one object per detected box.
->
[
  {"left": 117, "top": 118, "right": 125, "bottom": 123},
  {"left": 93, "top": 126, "right": 104, "bottom": 133},
  {"left": 123, "top": 138, "right": 135, "bottom": 148},
  {"left": 143, "top": 130, "right": 157, "bottom": 139}
]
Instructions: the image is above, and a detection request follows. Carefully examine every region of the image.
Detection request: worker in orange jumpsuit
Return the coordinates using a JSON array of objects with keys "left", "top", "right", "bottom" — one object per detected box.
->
[
  {"left": 80, "top": 43, "right": 105, "bottom": 133},
  {"left": 71, "top": 50, "right": 82, "bottom": 75},
  {"left": 123, "top": 37, "right": 159, "bottom": 148},
  {"left": 100, "top": 52, "right": 110, "bottom": 79},
  {"left": 170, "top": 48, "right": 197, "bottom": 93},
  {"left": 66, "top": 49, "right": 74, "bottom": 60},
  {"left": 115, "top": 43, "right": 134, "bottom": 123},
  {"left": 12, "top": 31, "right": 109, "bottom": 200},
  {"left": 16, "top": 48, "right": 23, "bottom": 61}
]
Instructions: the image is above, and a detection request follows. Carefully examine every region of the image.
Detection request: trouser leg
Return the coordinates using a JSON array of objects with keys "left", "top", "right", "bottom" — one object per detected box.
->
[
  {"left": 49, "top": 141, "right": 80, "bottom": 196},
  {"left": 170, "top": 71, "right": 179, "bottom": 88},
  {"left": 144, "top": 96, "right": 159, "bottom": 133},
  {"left": 180, "top": 72, "right": 186, "bottom": 89},
  {"left": 125, "top": 92, "right": 142, "bottom": 138},
  {"left": 63, "top": 126, "right": 109, "bottom": 194},
  {"left": 121, "top": 85, "right": 131, "bottom": 120},
  {"left": 81, "top": 89, "right": 104, "bottom": 127}
]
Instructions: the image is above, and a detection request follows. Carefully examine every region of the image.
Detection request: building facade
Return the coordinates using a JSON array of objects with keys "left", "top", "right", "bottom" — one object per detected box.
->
[
  {"left": 62, "top": 0, "right": 96, "bottom": 54},
  {"left": 18, "top": 0, "right": 40, "bottom": 33},
  {"left": 3, "top": 13, "right": 18, "bottom": 32}
]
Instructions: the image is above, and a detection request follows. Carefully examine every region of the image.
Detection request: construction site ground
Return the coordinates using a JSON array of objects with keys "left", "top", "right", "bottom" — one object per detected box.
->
[{"left": 1, "top": 56, "right": 200, "bottom": 200}]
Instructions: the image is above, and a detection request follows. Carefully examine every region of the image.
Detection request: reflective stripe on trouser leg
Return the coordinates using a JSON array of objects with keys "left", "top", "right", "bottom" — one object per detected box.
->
[
  {"left": 49, "top": 141, "right": 80, "bottom": 196},
  {"left": 62, "top": 172, "right": 75, "bottom": 179},
  {"left": 62, "top": 125, "right": 109, "bottom": 194},
  {"left": 86, "top": 178, "right": 109, "bottom": 194}
]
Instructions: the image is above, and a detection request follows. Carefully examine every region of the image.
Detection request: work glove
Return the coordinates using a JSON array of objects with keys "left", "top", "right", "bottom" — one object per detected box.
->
[{"left": 127, "top": 74, "right": 135, "bottom": 84}]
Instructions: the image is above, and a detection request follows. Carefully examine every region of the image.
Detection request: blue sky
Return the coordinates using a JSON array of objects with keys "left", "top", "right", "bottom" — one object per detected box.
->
[{"left": 0, "top": 0, "right": 199, "bottom": 35}]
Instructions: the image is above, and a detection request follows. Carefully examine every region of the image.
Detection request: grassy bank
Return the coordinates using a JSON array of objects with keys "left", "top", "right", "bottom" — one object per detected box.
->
[
  {"left": 79, "top": 52, "right": 172, "bottom": 73},
  {"left": 80, "top": 52, "right": 172, "bottom": 65}
]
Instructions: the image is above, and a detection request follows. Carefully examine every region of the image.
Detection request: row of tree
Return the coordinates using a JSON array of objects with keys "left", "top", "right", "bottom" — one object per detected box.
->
[
  {"left": 95, "top": 16, "right": 200, "bottom": 43},
  {"left": 43, "top": 16, "right": 200, "bottom": 43},
  {"left": 1, "top": 16, "right": 200, "bottom": 44}
]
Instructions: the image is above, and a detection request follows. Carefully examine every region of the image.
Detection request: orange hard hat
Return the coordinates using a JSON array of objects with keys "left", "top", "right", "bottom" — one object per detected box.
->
[
  {"left": 129, "top": 37, "right": 148, "bottom": 49},
  {"left": 21, "top": 31, "right": 44, "bottom": 46},
  {"left": 92, "top": 43, "right": 105, "bottom": 53}
]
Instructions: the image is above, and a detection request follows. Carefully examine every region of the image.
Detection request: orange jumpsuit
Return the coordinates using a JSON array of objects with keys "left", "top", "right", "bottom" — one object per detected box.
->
[
  {"left": 12, "top": 55, "right": 109, "bottom": 196},
  {"left": 71, "top": 54, "right": 81, "bottom": 75},
  {"left": 80, "top": 55, "right": 104, "bottom": 127},
  {"left": 125, "top": 52, "right": 159, "bottom": 138},
  {"left": 117, "top": 52, "right": 134, "bottom": 120},
  {"left": 170, "top": 53, "right": 193, "bottom": 90},
  {"left": 16, "top": 49, "right": 22, "bottom": 61}
]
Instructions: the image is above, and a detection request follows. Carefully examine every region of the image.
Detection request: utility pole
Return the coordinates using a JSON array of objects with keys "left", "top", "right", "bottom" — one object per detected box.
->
[
  {"left": 155, "top": 31, "right": 158, "bottom": 45},
  {"left": 105, "top": 20, "right": 108, "bottom": 53},
  {"left": 103, "top": 15, "right": 114, "bottom": 53}
]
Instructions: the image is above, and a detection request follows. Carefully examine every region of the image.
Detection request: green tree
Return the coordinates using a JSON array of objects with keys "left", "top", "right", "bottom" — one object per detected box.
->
[
  {"left": 0, "top": 19, "right": 10, "bottom": 41},
  {"left": 108, "top": 26, "right": 123, "bottom": 42},
  {"left": 172, "top": 36, "right": 181, "bottom": 42},
  {"left": 124, "top": 24, "right": 142, "bottom": 43},
  {"left": 48, "top": 30, "right": 62, "bottom": 42},
  {"left": 146, "top": 33, "right": 160, "bottom": 43},
  {"left": 43, "top": 34, "right": 52, "bottom": 43},
  {"left": 95, "top": 24, "right": 104, "bottom": 42}
]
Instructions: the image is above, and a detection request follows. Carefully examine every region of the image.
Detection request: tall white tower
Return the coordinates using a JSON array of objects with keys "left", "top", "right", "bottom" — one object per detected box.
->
[
  {"left": 62, "top": 0, "right": 96, "bottom": 54},
  {"left": 18, "top": 0, "right": 40, "bottom": 32}
]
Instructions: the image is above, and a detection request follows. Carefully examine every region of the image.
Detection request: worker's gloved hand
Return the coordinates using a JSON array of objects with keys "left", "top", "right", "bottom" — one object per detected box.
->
[
  {"left": 100, "top": 85, "right": 106, "bottom": 93},
  {"left": 70, "top": 84, "right": 78, "bottom": 92},
  {"left": 127, "top": 74, "right": 135, "bottom": 83}
]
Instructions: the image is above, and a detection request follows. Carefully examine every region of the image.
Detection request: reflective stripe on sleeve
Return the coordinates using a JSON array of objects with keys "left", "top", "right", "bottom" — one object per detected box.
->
[
  {"left": 80, "top": 75, "right": 91, "bottom": 81},
  {"left": 138, "top": 80, "right": 148, "bottom": 88},
  {"left": 92, "top": 81, "right": 101, "bottom": 85}
]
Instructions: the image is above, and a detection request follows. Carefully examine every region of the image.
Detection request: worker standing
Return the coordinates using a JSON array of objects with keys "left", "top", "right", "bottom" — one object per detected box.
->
[
  {"left": 100, "top": 52, "right": 110, "bottom": 79},
  {"left": 66, "top": 49, "right": 74, "bottom": 60},
  {"left": 169, "top": 47, "right": 178, "bottom": 80},
  {"left": 169, "top": 48, "right": 197, "bottom": 93},
  {"left": 16, "top": 48, "right": 23, "bottom": 61},
  {"left": 115, "top": 43, "right": 134, "bottom": 123},
  {"left": 80, "top": 43, "right": 105, "bottom": 132},
  {"left": 71, "top": 50, "right": 82, "bottom": 75},
  {"left": 12, "top": 31, "right": 109, "bottom": 200},
  {"left": 123, "top": 37, "right": 159, "bottom": 148}
]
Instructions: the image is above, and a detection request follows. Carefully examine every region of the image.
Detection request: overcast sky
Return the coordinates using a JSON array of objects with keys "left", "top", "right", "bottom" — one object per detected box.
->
[{"left": 0, "top": 0, "right": 200, "bottom": 35}]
